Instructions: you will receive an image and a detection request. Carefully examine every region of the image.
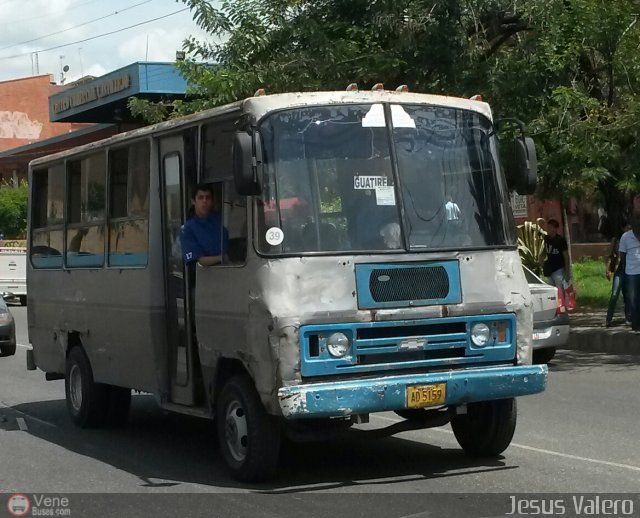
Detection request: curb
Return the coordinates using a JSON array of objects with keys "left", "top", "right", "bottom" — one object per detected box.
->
[{"left": 564, "top": 326, "right": 640, "bottom": 356}]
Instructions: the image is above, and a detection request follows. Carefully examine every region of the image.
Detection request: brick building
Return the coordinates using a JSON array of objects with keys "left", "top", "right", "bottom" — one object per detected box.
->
[
  {"left": 0, "top": 62, "right": 188, "bottom": 185},
  {"left": 0, "top": 74, "right": 93, "bottom": 183},
  {"left": 511, "top": 193, "right": 610, "bottom": 260}
]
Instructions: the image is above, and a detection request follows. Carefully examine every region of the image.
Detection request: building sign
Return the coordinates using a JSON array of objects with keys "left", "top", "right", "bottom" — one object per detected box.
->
[
  {"left": 52, "top": 75, "right": 131, "bottom": 114},
  {"left": 510, "top": 192, "right": 528, "bottom": 218}
]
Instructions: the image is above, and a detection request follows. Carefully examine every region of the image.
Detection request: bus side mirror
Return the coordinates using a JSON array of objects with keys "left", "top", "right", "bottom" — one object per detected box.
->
[
  {"left": 233, "top": 131, "right": 262, "bottom": 196},
  {"left": 504, "top": 136, "right": 537, "bottom": 195},
  {"left": 514, "top": 137, "right": 537, "bottom": 195}
]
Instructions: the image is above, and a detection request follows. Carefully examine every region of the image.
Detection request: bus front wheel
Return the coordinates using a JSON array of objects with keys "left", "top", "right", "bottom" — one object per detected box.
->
[
  {"left": 216, "top": 375, "right": 281, "bottom": 482},
  {"left": 450, "top": 398, "right": 517, "bottom": 457}
]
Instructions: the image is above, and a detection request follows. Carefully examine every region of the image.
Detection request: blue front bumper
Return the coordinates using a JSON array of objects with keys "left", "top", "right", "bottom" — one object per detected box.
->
[{"left": 278, "top": 364, "right": 548, "bottom": 418}]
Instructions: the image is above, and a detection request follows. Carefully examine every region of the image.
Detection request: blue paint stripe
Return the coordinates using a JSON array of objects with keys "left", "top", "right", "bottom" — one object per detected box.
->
[{"left": 301, "top": 313, "right": 516, "bottom": 377}]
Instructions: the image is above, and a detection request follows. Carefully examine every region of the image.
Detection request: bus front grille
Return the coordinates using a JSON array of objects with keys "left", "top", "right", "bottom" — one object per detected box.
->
[
  {"left": 355, "top": 261, "right": 461, "bottom": 309},
  {"left": 369, "top": 266, "right": 449, "bottom": 302}
]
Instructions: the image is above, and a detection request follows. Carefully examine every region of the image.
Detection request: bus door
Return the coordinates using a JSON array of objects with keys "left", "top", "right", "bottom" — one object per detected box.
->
[{"left": 159, "top": 134, "right": 199, "bottom": 406}]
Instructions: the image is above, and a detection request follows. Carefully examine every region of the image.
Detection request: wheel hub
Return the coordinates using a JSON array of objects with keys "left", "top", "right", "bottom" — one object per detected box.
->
[
  {"left": 69, "top": 364, "right": 83, "bottom": 411},
  {"left": 224, "top": 401, "right": 248, "bottom": 462}
]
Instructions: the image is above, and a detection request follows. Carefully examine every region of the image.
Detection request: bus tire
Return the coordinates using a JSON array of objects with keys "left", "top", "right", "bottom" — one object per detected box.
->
[
  {"left": 65, "top": 347, "right": 110, "bottom": 428},
  {"left": 533, "top": 347, "right": 556, "bottom": 364},
  {"left": 0, "top": 343, "right": 16, "bottom": 357},
  {"left": 216, "top": 375, "right": 281, "bottom": 482},
  {"left": 106, "top": 386, "right": 131, "bottom": 427},
  {"left": 450, "top": 398, "right": 517, "bottom": 457}
]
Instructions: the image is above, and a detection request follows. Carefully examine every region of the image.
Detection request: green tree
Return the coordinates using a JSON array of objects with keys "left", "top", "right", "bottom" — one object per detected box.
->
[
  {"left": 485, "top": 0, "right": 640, "bottom": 235},
  {"left": 0, "top": 182, "right": 28, "bottom": 238},
  {"left": 130, "top": 0, "right": 530, "bottom": 118},
  {"left": 130, "top": 0, "right": 640, "bottom": 233}
]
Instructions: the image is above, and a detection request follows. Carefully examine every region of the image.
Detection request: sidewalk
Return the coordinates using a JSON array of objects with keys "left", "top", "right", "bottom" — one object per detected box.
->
[{"left": 564, "top": 305, "right": 640, "bottom": 356}]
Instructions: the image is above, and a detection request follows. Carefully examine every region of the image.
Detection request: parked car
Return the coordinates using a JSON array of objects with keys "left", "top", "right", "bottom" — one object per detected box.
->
[
  {"left": 0, "top": 295, "right": 16, "bottom": 357},
  {"left": 0, "top": 246, "right": 27, "bottom": 306},
  {"left": 523, "top": 265, "right": 570, "bottom": 364}
]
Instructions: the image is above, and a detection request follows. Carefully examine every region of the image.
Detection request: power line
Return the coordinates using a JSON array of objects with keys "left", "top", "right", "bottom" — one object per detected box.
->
[
  {"left": 0, "top": 0, "right": 154, "bottom": 52},
  {"left": 0, "top": 8, "right": 190, "bottom": 61}
]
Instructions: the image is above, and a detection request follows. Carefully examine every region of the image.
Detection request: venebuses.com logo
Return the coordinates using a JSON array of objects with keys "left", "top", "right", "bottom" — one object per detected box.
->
[
  {"left": 7, "top": 494, "right": 30, "bottom": 517},
  {"left": 5, "top": 494, "right": 71, "bottom": 517}
]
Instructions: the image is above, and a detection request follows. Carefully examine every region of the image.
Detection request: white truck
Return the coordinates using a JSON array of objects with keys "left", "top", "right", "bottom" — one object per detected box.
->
[{"left": 0, "top": 246, "right": 27, "bottom": 305}]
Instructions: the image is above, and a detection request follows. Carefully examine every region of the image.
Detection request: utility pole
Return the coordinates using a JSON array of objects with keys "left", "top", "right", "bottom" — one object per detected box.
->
[{"left": 32, "top": 51, "right": 40, "bottom": 75}]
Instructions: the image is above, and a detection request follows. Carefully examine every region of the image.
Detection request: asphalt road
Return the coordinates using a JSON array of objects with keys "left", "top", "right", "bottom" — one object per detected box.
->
[{"left": 1, "top": 305, "right": 640, "bottom": 517}]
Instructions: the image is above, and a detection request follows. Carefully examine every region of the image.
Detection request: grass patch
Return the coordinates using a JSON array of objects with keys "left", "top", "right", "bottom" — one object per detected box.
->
[{"left": 572, "top": 259, "right": 611, "bottom": 307}]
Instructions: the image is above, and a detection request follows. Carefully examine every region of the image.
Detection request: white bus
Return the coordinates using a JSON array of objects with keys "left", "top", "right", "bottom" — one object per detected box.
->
[{"left": 27, "top": 88, "right": 546, "bottom": 482}]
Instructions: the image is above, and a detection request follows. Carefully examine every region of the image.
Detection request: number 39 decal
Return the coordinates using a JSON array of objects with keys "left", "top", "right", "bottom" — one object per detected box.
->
[{"left": 265, "top": 227, "right": 284, "bottom": 246}]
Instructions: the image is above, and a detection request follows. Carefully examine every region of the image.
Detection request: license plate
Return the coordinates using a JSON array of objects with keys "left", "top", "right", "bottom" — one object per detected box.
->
[{"left": 406, "top": 383, "right": 446, "bottom": 409}]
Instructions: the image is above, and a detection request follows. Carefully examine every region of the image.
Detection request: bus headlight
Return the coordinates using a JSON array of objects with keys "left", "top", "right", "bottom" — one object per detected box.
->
[
  {"left": 326, "top": 332, "right": 350, "bottom": 357},
  {"left": 470, "top": 323, "right": 491, "bottom": 347}
]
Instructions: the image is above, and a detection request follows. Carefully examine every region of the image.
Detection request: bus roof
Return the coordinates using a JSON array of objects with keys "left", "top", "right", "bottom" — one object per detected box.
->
[{"left": 29, "top": 90, "right": 492, "bottom": 168}]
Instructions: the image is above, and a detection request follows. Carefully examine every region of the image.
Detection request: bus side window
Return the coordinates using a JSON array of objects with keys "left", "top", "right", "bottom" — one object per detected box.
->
[
  {"left": 30, "top": 165, "right": 64, "bottom": 269},
  {"left": 108, "top": 141, "right": 150, "bottom": 267},
  {"left": 65, "top": 152, "right": 106, "bottom": 268},
  {"left": 222, "top": 180, "right": 247, "bottom": 265}
]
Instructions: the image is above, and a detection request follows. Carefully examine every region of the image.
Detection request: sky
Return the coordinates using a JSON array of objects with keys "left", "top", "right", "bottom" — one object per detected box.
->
[{"left": 0, "top": 0, "right": 213, "bottom": 84}]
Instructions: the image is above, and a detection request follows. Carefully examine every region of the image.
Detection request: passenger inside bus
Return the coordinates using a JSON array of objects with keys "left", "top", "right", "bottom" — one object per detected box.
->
[{"left": 180, "top": 183, "right": 229, "bottom": 267}]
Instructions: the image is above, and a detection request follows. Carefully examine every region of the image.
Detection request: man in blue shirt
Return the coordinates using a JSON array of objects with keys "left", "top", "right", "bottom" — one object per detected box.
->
[{"left": 181, "top": 183, "right": 228, "bottom": 266}]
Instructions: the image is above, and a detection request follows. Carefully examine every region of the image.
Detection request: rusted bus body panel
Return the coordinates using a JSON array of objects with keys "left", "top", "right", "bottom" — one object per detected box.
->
[
  {"left": 26, "top": 270, "right": 167, "bottom": 394},
  {"left": 278, "top": 365, "right": 547, "bottom": 418},
  {"left": 194, "top": 248, "right": 533, "bottom": 415}
]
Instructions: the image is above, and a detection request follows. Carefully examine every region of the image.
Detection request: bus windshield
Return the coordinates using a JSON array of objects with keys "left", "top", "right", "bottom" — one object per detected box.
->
[{"left": 256, "top": 103, "right": 516, "bottom": 255}]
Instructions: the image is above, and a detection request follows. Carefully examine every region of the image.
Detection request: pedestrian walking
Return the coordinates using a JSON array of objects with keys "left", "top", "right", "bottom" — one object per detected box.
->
[
  {"left": 543, "top": 219, "right": 571, "bottom": 302},
  {"left": 605, "top": 223, "right": 631, "bottom": 327},
  {"left": 618, "top": 216, "right": 640, "bottom": 333}
]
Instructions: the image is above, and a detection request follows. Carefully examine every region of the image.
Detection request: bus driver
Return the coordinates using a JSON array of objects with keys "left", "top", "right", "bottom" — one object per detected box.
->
[{"left": 181, "top": 183, "right": 229, "bottom": 266}]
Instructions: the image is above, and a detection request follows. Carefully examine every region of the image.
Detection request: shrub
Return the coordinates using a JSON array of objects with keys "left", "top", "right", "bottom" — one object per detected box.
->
[{"left": 0, "top": 182, "right": 28, "bottom": 239}]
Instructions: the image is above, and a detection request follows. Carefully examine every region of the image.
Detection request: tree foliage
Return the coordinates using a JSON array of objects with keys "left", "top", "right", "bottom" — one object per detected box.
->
[
  {"left": 129, "top": 0, "right": 640, "bottom": 230},
  {"left": 0, "top": 183, "right": 28, "bottom": 239}
]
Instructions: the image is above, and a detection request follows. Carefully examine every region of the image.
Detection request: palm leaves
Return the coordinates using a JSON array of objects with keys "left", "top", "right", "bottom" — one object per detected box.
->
[{"left": 517, "top": 221, "right": 546, "bottom": 275}]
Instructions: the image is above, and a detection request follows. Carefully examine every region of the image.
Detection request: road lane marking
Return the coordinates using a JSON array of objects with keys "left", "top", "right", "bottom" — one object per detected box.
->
[
  {"left": 0, "top": 400, "right": 57, "bottom": 428},
  {"left": 16, "top": 417, "right": 28, "bottom": 431},
  {"left": 508, "top": 443, "right": 640, "bottom": 473},
  {"left": 372, "top": 414, "right": 640, "bottom": 474}
]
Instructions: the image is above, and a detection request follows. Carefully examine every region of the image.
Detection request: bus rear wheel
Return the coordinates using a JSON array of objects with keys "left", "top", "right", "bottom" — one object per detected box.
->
[
  {"left": 65, "top": 347, "right": 131, "bottom": 428},
  {"left": 0, "top": 343, "right": 16, "bottom": 357},
  {"left": 65, "top": 347, "right": 110, "bottom": 428},
  {"left": 106, "top": 386, "right": 131, "bottom": 427},
  {"left": 216, "top": 375, "right": 281, "bottom": 482},
  {"left": 450, "top": 398, "right": 517, "bottom": 457}
]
